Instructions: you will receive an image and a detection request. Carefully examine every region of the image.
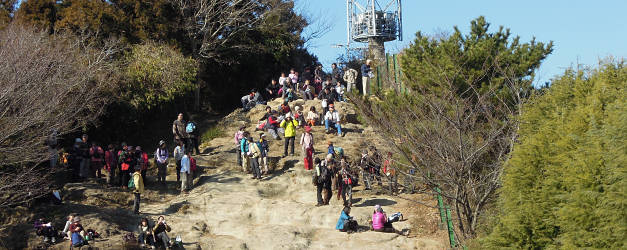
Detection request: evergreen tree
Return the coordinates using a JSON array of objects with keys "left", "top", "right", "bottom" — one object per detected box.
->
[{"left": 483, "top": 60, "right": 626, "bottom": 249}]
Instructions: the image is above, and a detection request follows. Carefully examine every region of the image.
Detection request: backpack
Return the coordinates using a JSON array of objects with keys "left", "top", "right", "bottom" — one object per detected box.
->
[
  {"left": 334, "top": 147, "right": 344, "bottom": 158},
  {"left": 186, "top": 122, "right": 196, "bottom": 133},
  {"left": 128, "top": 177, "right": 135, "bottom": 189},
  {"left": 318, "top": 165, "right": 328, "bottom": 184}
]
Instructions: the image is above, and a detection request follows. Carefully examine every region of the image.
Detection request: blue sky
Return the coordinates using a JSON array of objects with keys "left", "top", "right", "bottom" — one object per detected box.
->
[{"left": 298, "top": 0, "right": 627, "bottom": 84}]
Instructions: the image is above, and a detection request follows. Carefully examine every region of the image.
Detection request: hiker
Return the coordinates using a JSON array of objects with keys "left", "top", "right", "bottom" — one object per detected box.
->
[
  {"left": 313, "top": 157, "right": 330, "bottom": 206},
  {"left": 383, "top": 152, "right": 397, "bottom": 194},
  {"left": 300, "top": 126, "right": 314, "bottom": 170},
  {"left": 361, "top": 59, "right": 373, "bottom": 96},
  {"left": 180, "top": 150, "right": 192, "bottom": 193},
  {"left": 306, "top": 106, "right": 319, "bottom": 127},
  {"left": 336, "top": 206, "right": 357, "bottom": 232},
  {"left": 259, "top": 134, "right": 270, "bottom": 175},
  {"left": 265, "top": 79, "right": 281, "bottom": 100},
  {"left": 257, "top": 106, "right": 273, "bottom": 131},
  {"left": 324, "top": 104, "right": 342, "bottom": 136},
  {"left": 318, "top": 87, "right": 336, "bottom": 116},
  {"left": 190, "top": 152, "right": 197, "bottom": 180},
  {"left": 136, "top": 146, "right": 149, "bottom": 183},
  {"left": 34, "top": 218, "right": 58, "bottom": 244},
  {"left": 371, "top": 205, "right": 395, "bottom": 232},
  {"left": 279, "top": 72, "right": 289, "bottom": 88},
  {"left": 343, "top": 67, "right": 358, "bottom": 93},
  {"left": 89, "top": 142, "right": 104, "bottom": 178},
  {"left": 293, "top": 106, "right": 305, "bottom": 127},
  {"left": 69, "top": 138, "right": 82, "bottom": 181},
  {"left": 234, "top": 125, "right": 246, "bottom": 166},
  {"left": 321, "top": 154, "right": 334, "bottom": 204},
  {"left": 79, "top": 134, "right": 90, "bottom": 179},
  {"left": 241, "top": 89, "right": 264, "bottom": 111},
  {"left": 117, "top": 142, "right": 128, "bottom": 186},
  {"left": 137, "top": 218, "right": 155, "bottom": 248},
  {"left": 240, "top": 131, "right": 250, "bottom": 172},
  {"left": 335, "top": 81, "right": 346, "bottom": 102},
  {"left": 105, "top": 144, "right": 118, "bottom": 186},
  {"left": 62, "top": 214, "right": 76, "bottom": 239},
  {"left": 172, "top": 113, "right": 189, "bottom": 148},
  {"left": 327, "top": 141, "right": 335, "bottom": 156},
  {"left": 155, "top": 140, "right": 169, "bottom": 185},
  {"left": 132, "top": 165, "right": 144, "bottom": 214},
  {"left": 340, "top": 158, "right": 354, "bottom": 206},
  {"left": 266, "top": 111, "right": 281, "bottom": 140},
  {"left": 119, "top": 146, "right": 136, "bottom": 190},
  {"left": 369, "top": 146, "right": 383, "bottom": 187},
  {"left": 302, "top": 67, "right": 313, "bottom": 85},
  {"left": 69, "top": 216, "right": 87, "bottom": 247},
  {"left": 46, "top": 129, "right": 58, "bottom": 168},
  {"left": 330, "top": 63, "right": 342, "bottom": 84},
  {"left": 248, "top": 136, "right": 263, "bottom": 179},
  {"left": 186, "top": 120, "right": 200, "bottom": 155},
  {"left": 280, "top": 115, "right": 299, "bottom": 157},
  {"left": 321, "top": 76, "right": 333, "bottom": 91},
  {"left": 300, "top": 79, "right": 314, "bottom": 100},
  {"left": 174, "top": 141, "right": 185, "bottom": 182},
  {"left": 289, "top": 69, "right": 299, "bottom": 86},
  {"left": 152, "top": 216, "right": 172, "bottom": 248}
]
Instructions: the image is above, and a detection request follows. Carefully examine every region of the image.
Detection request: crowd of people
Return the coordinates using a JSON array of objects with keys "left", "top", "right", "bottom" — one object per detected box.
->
[{"left": 35, "top": 61, "right": 403, "bottom": 247}]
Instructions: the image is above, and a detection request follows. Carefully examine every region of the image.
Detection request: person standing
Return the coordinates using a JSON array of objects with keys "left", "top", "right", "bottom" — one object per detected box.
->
[
  {"left": 300, "top": 126, "right": 314, "bottom": 170},
  {"left": 155, "top": 140, "right": 169, "bottom": 185},
  {"left": 330, "top": 63, "right": 342, "bottom": 85},
  {"left": 117, "top": 143, "right": 128, "bottom": 186},
  {"left": 79, "top": 134, "right": 90, "bottom": 179},
  {"left": 120, "top": 146, "right": 137, "bottom": 189},
  {"left": 259, "top": 134, "right": 270, "bottom": 175},
  {"left": 313, "top": 158, "right": 326, "bottom": 206},
  {"left": 322, "top": 154, "right": 334, "bottom": 205},
  {"left": 132, "top": 165, "right": 144, "bottom": 214},
  {"left": 173, "top": 141, "right": 185, "bottom": 182},
  {"left": 234, "top": 125, "right": 246, "bottom": 166},
  {"left": 340, "top": 159, "right": 353, "bottom": 206},
  {"left": 136, "top": 146, "right": 149, "bottom": 184},
  {"left": 186, "top": 120, "right": 200, "bottom": 155},
  {"left": 240, "top": 131, "right": 250, "bottom": 172},
  {"left": 343, "top": 67, "right": 358, "bottom": 93},
  {"left": 248, "top": 136, "right": 262, "bottom": 179},
  {"left": 105, "top": 144, "right": 118, "bottom": 186},
  {"left": 180, "top": 150, "right": 192, "bottom": 193},
  {"left": 172, "top": 113, "right": 188, "bottom": 148},
  {"left": 89, "top": 142, "right": 104, "bottom": 178},
  {"left": 383, "top": 152, "right": 397, "bottom": 194},
  {"left": 280, "top": 116, "right": 299, "bottom": 157},
  {"left": 361, "top": 59, "right": 373, "bottom": 96},
  {"left": 46, "top": 129, "right": 59, "bottom": 168}
]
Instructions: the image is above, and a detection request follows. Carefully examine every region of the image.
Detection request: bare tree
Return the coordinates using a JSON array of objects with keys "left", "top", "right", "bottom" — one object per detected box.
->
[
  {"left": 351, "top": 57, "right": 526, "bottom": 238},
  {"left": 0, "top": 24, "right": 119, "bottom": 207}
]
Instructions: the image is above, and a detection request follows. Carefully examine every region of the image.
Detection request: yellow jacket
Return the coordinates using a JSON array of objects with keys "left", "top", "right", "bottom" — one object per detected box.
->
[
  {"left": 133, "top": 172, "right": 144, "bottom": 194},
  {"left": 280, "top": 119, "right": 299, "bottom": 137}
]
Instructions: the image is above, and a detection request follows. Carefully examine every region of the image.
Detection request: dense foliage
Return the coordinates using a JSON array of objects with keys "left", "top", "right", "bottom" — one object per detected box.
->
[{"left": 482, "top": 61, "right": 626, "bottom": 249}]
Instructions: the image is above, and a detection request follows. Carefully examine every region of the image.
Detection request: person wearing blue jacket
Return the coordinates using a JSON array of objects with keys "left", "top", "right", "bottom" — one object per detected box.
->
[
  {"left": 240, "top": 131, "right": 250, "bottom": 172},
  {"left": 336, "top": 206, "right": 356, "bottom": 232}
]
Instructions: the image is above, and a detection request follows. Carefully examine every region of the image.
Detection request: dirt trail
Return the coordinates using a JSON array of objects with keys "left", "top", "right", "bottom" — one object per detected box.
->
[{"left": 17, "top": 99, "right": 447, "bottom": 249}]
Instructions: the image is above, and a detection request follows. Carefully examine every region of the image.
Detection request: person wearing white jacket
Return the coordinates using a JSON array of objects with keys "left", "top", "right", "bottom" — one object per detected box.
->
[{"left": 324, "top": 104, "right": 342, "bottom": 136}]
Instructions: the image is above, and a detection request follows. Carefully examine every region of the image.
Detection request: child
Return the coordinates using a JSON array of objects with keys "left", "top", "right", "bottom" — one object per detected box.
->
[
  {"left": 293, "top": 106, "right": 305, "bottom": 127},
  {"left": 306, "top": 106, "right": 319, "bottom": 127}
]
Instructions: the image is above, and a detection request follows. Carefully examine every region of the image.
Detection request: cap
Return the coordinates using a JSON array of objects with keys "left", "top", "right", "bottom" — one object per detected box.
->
[{"left": 304, "top": 126, "right": 312, "bottom": 132}]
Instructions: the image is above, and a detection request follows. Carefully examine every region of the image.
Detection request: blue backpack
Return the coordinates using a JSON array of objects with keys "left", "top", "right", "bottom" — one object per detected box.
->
[{"left": 186, "top": 122, "right": 196, "bottom": 133}]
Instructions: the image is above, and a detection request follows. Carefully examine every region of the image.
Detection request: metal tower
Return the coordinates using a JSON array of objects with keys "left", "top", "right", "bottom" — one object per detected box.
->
[{"left": 347, "top": 0, "right": 402, "bottom": 61}]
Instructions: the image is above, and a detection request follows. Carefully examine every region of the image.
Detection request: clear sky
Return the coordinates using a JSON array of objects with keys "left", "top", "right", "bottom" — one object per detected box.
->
[{"left": 298, "top": 0, "right": 627, "bottom": 84}]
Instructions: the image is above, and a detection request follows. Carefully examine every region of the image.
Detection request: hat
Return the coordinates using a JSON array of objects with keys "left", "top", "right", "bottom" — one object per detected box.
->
[
  {"left": 326, "top": 154, "right": 334, "bottom": 160},
  {"left": 159, "top": 140, "right": 165, "bottom": 146},
  {"left": 75, "top": 138, "right": 82, "bottom": 143},
  {"left": 295, "top": 106, "right": 301, "bottom": 111},
  {"left": 73, "top": 217, "right": 81, "bottom": 222},
  {"left": 135, "top": 146, "right": 142, "bottom": 151},
  {"left": 304, "top": 126, "right": 312, "bottom": 132},
  {"left": 374, "top": 204, "right": 382, "bottom": 212}
]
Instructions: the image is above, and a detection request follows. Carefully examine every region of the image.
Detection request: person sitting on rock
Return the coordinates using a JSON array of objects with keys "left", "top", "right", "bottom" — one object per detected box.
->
[
  {"left": 152, "top": 216, "right": 172, "bottom": 248},
  {"left": 34, "top": 218, "right": 59, "bottom": 244},
  {"left": 306, "top": 106, "right": 319, "bottom": 127},
  {"left": 324, "top": 104, "right": 342, "bottom": 136},
  {"left": 137, "top": 218, "right": 155, "bottom": 248},
  {"left": 62, "top": 213, "right": 76, "bottom": 240},
  {"left": 370, "top": 205, "right": 395, "bottom": 232},
  {"left": 336, "top": 206, "right": 358, "bottom": 232},
  {"left": 69, "top": 216, "right": 87, "bottom": 247}
]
